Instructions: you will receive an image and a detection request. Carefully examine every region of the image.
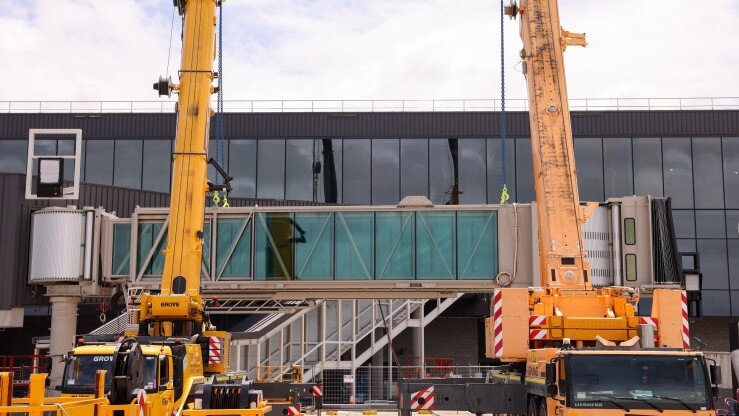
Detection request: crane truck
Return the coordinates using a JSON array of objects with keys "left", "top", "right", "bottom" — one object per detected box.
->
[
  {"left": 399, "top": 0, "right": 721, "bottom": 415},
  {"left": 0, "top": 2, "right": 272, "bottom": 416}
]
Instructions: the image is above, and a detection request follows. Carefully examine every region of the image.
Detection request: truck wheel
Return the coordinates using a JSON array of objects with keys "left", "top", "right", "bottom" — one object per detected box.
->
[
  {"left": 538, "top": 398, "right": 548, "bottom": 416},
  {"left": 528, "top": 396, "right": 539, "bottom": 416}
]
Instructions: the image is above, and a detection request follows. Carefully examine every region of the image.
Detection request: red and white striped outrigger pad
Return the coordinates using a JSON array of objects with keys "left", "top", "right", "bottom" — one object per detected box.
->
[
  {"left": 638, "top": 316, "right": 658, "bottom": 327},
  {"left": 529, "top": 329, "right": 548, "bottom": 340},
  {"left": 410, "top": 386, "right": 435, "bottom": 411},
  {"left": 312, "top": 384, "right": 323, "bottom": 397},
  {"left": 492, "top": 290, "right": 504, "bottom": 357},
  {"left": 681, "top": 291, "right": 690, "bottom": 348},
  {"left": 208, "top": 336, "right": 222, "bottom": 365},
  {"left": 529, "top": 315, "right": 546, "bottom": 326},
  {"left": 287, "top": 405, "right": 301, "bottom": 416}
]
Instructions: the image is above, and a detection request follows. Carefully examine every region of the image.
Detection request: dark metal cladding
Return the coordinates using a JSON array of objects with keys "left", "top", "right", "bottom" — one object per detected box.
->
[{"left": 1, "top": 110, "right": 738, "bottom": 139}]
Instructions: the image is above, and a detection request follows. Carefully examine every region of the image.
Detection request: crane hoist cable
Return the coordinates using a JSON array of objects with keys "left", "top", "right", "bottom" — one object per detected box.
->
[
  {"left": 499, "top": 0, "right": 510, "bottom": 205},
  {"left": 213, "top": 0, "right": 229, "bottom": 208}
]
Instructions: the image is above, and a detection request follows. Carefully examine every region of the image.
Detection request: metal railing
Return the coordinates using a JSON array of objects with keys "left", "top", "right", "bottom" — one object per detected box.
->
[
  {"left": 2, "top": 97, "right": 739, "bottom": 113},
  {"left": 314, "top": 365, "right": 502, "bottom": 405}
]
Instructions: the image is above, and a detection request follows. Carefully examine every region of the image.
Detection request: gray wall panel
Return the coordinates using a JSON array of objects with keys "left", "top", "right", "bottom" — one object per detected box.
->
[{"left": 2, "top": 111, "right": 739, "bottom": 140}]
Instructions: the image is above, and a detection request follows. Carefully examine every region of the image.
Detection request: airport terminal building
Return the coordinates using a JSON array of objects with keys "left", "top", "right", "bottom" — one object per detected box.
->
[{"left": 0, "top": 103, "right": 738, "bottom": 386}]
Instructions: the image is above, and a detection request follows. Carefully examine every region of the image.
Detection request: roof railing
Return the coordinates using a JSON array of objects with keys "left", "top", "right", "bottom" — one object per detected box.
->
[{"left": 2, "top": 97, "right": 739, "bottom": 114}]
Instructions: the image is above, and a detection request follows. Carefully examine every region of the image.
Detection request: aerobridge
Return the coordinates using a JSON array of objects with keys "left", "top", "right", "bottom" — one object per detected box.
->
[
  {"left": 75, "top": 195, "right": 670, "bottom": 304},
  {"left": 104, "top": 201, "right": 531, "bottom": 300}
]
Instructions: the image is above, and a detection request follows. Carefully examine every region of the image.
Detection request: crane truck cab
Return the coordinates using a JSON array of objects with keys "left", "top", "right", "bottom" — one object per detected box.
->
[
  {"left": 59, "top": 334, "right": 244, "bottom": 416},
  {"left": 61, "top": 337, "right": 203, "bottom": 416},
  {"left": 527, "top": 345, "right": 721, "bottom": 416}
]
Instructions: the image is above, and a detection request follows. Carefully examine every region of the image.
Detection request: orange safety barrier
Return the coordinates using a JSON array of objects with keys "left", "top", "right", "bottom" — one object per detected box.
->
[{"left": 0, "top": 355, "right": 49, "bottom": 387}]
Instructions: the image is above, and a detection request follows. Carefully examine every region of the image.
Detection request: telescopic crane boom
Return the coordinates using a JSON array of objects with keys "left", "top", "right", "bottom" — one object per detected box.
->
[
  {"left": 486, "top": 0, "right": 689, "bottom": 361},
  {"left": 139, "top": 0, "right": 219, "bottom": 336},
  {"left": 510, "top": 0, "right": 590, "bottom": 290}
]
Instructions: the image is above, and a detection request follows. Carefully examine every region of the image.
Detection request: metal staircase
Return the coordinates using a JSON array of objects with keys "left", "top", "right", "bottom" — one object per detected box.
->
[
  {"left": 89, "top": 295, "right": 462, "bottom": 383},
  {"left": 231, "top": 296, "right": 462, "bottom": 381}
]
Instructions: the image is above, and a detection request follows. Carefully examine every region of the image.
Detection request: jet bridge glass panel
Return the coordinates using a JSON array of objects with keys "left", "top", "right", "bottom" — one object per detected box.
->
[{"left": 114, "top": 208, "right": 499, "bottom": 283}]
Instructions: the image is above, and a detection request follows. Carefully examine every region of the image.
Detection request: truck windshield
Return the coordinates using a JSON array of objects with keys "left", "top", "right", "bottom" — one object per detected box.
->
[
  {"left": 62, "top": 354, "right": 159, "bottom": 394},
  {"left": 62, "top": 354, "right": 113, "bottom": 393},
  {"left": 568, "top": 355, "right": 709, "bottom": 410}
]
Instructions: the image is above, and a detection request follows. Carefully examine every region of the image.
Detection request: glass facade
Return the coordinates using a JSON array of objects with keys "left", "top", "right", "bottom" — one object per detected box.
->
[{"left": 1, "top": 134, "right": 737, "bottom": 316}]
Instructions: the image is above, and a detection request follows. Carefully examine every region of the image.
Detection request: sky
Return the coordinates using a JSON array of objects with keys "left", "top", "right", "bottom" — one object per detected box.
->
[{"left": 1, "top": 0, "right": 738, "bottom": 102}]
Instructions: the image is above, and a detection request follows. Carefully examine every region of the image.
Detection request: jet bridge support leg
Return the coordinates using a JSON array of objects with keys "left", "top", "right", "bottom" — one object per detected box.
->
[{"left": 48, "top": 296, "right": 80, "bottom": 389}]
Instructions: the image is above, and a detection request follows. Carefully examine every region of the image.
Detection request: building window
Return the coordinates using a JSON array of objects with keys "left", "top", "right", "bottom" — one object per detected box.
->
[
  {"left": 624, "top": 218, "right": 636, "bottom": 245},
  {"left": 693, "top": 137, "right": 724, "bottom": 209},
  {"left": 343, "top": 139, "right": 371, "bottom": 204},
  {"left": 697, "top": 239, "right": 729, "bottom": 290},
  {"left": 285, "top": 139, "right": 315, "bottom": 201},
  {"left": 625, "top": 254, "right": 637, "bottom": 282},
  {"left": 603, "top": 137, "right": 633, "bottom": 198},
  {"left": 633, "top": 137, "right": 663, "bottom": 197},
  {"left": 0, "top": 140, "right": 27, "bottom": 174},
  {"left": 429, "top": 139, "right": 454, "bottom": 205},
  {"left": 229, "top": 139, "right": 257, "bottom": 198},
  {"left": 671, "top": 210, "right": 695, "bottom": 239},
  {"left": 458, "top": 139, "right": 486, "bottom": 204},
  {"left": 487, "top": 138, "right": 516, "bottom": 204},
  {"left": 662, "top": 137, "right": 693, "bottom": 209},
  {"left": 142, "top": 140, "right": 172, "bottom": 193},
  {"left": 400, "top": 139, "right": 429, "bottom": 199},
  {"left": 723, "top": 137, "right": 739, "bottom": 209},
  {"left": 574, "top": 137, "right": 604, "bottom": 202},
  {"left": 372, "top": 139, "right": 400, "bottom": 205},
  {"left": 256, "top": 139, "right": 286, "bottom": 200},
  {"left": 515, "top": 138, "right": 535, "bottom": 203},
  {"left": 85, "top": 140, "right": 114, "bottom": 185},
  {"left": 696, "top": 210, "right": 726, "bottom": 239},
  {"left": 114, "top": 140, "right": 143, "bottom": 189}
]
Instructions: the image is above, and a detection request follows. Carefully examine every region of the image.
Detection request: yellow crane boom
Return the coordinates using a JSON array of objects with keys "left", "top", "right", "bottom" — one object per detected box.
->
[{"left": 139, "top": 0, "right": 217, "bottom": 335}]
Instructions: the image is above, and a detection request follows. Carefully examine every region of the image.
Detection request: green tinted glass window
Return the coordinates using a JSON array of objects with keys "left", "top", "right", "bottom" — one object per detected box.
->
[
  {"left": 112, "top": 223, "right": 131, "bottom": 275},
  {"left": 137, "top": 222, "right": 167, "bottom": 276},
  {"left": 376, "top": 212, "right": 414, "bottom": 279},
  {"left": 416, "top": 212, "right": 456, "bottom": 279},
  {"left": 625, "top": 254, "right": 637, "bottom": 281},
  {"left": 254, "top": 213, "right": 293, "bottom": 280},
  {"left": 335, "top": 212, "right": 374, "bottom": 279},
  {"left": 624, "top": 218, "right": 636, "bottom": 245},
  {"left": 216, "top": 218, "right": 252, "bottom": 279},
  {"left": 294, "top": 213, "right": 333, "bottom": 279},
  {"left": 457, "top": 211, "right": 498, "bottom": 279}
]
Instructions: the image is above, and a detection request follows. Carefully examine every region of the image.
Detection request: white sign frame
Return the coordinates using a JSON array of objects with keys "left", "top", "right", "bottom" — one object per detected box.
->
[{"left": 25, "top": 129, "right": 82, "bottom": 200}]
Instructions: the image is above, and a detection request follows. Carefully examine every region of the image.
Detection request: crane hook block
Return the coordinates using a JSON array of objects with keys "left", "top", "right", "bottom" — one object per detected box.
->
[{"left": 153, "top": 76, "right": 173, "bottom": 97}]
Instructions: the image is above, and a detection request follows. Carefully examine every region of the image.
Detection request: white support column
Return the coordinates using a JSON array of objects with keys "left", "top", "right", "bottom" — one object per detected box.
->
[
  {"left": 49, "top": 296, "right": 80, "bottom": 389},
  {"left": 411, "top": 306, "right": 424, "bottom": 375}
]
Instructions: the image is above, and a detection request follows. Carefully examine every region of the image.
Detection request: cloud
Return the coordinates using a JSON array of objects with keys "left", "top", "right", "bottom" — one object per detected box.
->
[{"left": 0, "top": 0, "right": 737, "bottom": 103}]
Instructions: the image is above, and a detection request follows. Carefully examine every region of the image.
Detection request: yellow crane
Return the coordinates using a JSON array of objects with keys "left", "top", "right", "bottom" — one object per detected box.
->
[
  {"left": 484, "top": 0, "right": 720, "bottom": 415},
  {"left": 0, "top": 2, "right": 269, "bottom": 416}
]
